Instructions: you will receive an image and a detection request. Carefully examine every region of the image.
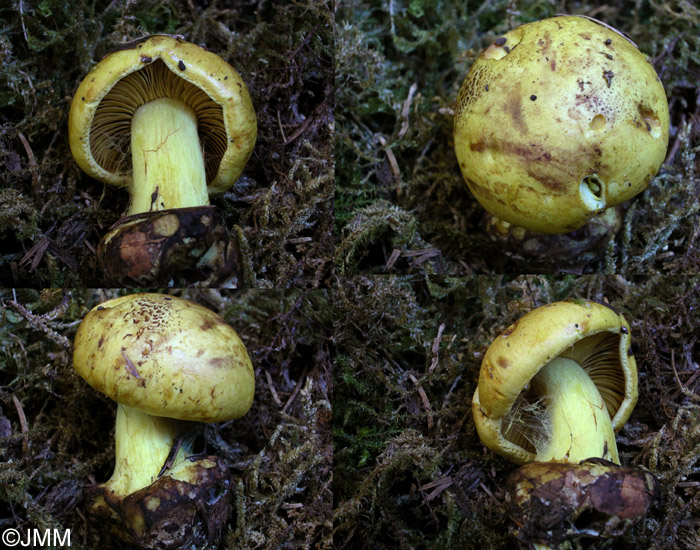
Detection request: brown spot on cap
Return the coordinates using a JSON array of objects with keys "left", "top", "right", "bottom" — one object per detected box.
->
[
  {"left": 502, "top": 319, "right": 519, "bottom": 337},
  {"left": 497, "top": 357, "right": 510, "bottom": 368},
  {"left": 209, "top": 358, "right": 228, "bottom": 368},
  {"left": 506, "top": 85, "right": 527, "bottom": 134},
  {"left": 178, "top": 60, "right": 186, "bottom": 71},
  {"left": 525, "top": 166, "right": 566, "bottom": 193},
  {"left": 603, "top": 70, "right": 614, "bottom": 88}
]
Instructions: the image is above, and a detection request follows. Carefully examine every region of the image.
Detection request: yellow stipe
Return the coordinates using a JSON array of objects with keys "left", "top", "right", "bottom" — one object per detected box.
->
[
  {"left": 530, "top": 357, "right": 619, "bottom": 464},
  {"left": 106, "top": 404, "right": 188, "bottom": 497},
  {"left": 129, "top": 97, "right": 209, "bottom": 215}
]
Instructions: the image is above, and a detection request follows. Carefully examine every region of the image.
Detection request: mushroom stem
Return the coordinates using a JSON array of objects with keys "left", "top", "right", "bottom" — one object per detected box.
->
[
  {"left": 129, "top": 97, "right": 209, "bottom": 215},
  {"left": 530, "top": 357, "right": 619, "bottom": 464},
  {"left": 105, "top": 403, "right": 190, "bottom": 497}
]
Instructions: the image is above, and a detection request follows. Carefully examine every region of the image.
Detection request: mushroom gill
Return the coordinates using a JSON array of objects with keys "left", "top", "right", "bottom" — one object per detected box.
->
[{"left": 90, "top": 59, "right": 226, "bottom": 183}]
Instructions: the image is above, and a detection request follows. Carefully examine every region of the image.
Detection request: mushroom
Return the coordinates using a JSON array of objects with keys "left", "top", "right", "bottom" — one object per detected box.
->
[
  {"left": 454, "top": 16, "right": 669, "bottom": 235},
  {"left": 69, "top": 35, "right": 257, "bottom": 285},
  {"left": 472, "top": 299, "right": 656, "bottom": 548},
  {"left": 73, "top": 293, "right": 255, "bottom": 549}
]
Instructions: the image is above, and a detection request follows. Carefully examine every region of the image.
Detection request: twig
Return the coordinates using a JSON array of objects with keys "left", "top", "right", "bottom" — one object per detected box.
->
[
  {"left": 418, "top": 476, "right": 453, "bottom": 503},
  {"left": 282, "top": 367, "right": 310, "bottom": 413},
  {"left": 158, "top": 435, "right": 185, "bottom": 477},
  {"left": 409, "top": 373, "right": 434, "bottom": 433},
  {"left": 285, "top": 99, "right": 328, "bottom": 145},
  {"left": 121, "top": 348, "right": 145, "bottom": 385},
  {"left": 17, "top": 69, "right": 37, "bottom": 112},
  {"left": 653, "top": 31, "right": 686, "bottom": 66},
  {"left": 19, "top": 0, "right": 29, "bottom": 45},
  {"left": 277, "top": 110, "right": 287, "bottom": 144},
  {"left": 265, "top": 369, "right": 283, "bottom": 407},
  {"left": 398, "top": 83, "right": 418, "bottom": 139},
  {"left": 17, "top": 131, "right": 40, "bottom": 192},
  {"left": 4, "top": 297, "right": 72, "bottom": 350},
  {"left": 671, "top": 349, "right": 700, "bottom": 402},
  {"left": 479, "top": 481, "right": 499, "bottom": 504},
  {"left": 12, "top": 394, "right": 29, "bottom": 455},
  {"left": 376, "top": 134, "right": 401, "bottom": 192},
  {"left": 384, "top": 249, "right": 401, "bottom": 272},
  {"left": 429, "top": 323, "right": 446, "bottom": 373}
]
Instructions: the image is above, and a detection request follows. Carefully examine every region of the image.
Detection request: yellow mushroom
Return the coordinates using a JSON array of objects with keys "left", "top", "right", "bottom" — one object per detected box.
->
[
  {"left": 472, "top": 299, "right": 655, "bottom": 548},
  {"left": 69, "top": 35, "right": 256, "bottom": 283},
  {"left": 73, "top": 293, "right": 255, "bottom": 549},
  {"left": 454, "top": 16, "right": 669, "bottom": 234},
  {"left": 473, "top": 299, "right": 637, "bottom": 464}
]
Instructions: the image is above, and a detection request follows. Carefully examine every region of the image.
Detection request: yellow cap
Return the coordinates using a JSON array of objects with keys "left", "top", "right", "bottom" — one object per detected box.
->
[
  {"left": 73, "top": 293, "right": 255, "bottom": 422},
  {"left": 454, "top": 16, "right": 669, "bottom": 234}
]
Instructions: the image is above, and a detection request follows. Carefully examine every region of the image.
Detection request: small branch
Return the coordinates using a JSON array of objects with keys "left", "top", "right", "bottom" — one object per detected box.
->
[
  {"left": 3, "top": 297, "right": 72, "bottom": 350},
  {"left": 12, "top": 394, "right": 29, "bottom": 455},
  {"left": 282, "top": 367, "right": 310, "bottom": 413}
]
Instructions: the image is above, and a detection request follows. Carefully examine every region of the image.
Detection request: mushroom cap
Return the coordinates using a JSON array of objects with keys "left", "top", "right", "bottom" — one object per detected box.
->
[
  {"left": 454, "top": 16, "right": 669, "bottom": 234},
  {"left": 69, "top": 35, "right": 257, "bottom": 196},
  {"left": 73, "top": 293, "right": 255, "bottom": 422},
  {"left": 472, "top": 299, "right": 638, "bottom": 464}
]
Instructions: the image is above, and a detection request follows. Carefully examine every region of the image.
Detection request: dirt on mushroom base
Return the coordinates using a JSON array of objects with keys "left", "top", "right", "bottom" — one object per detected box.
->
[
  {"left": 333, "top": 274, "right": 700, "bottom": 550},
  {"left": 0, "top": 288, "right": 332, "bottom": 550},
  {"left": 0, "top": 0, "right": 334, "bottom": 288}
]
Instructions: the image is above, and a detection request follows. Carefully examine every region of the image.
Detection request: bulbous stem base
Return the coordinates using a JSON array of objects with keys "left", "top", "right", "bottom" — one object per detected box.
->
[
  {"left": 97, "top": 206, "right": 241, "bottom": 286},
  {"left": 84, "top": 404, "right": 233, "bottom": 550}
]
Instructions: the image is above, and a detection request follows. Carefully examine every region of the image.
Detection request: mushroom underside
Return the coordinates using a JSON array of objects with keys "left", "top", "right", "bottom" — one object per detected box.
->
[
  {"left": 90, "top": 59, "right": 227, "bottom": 183},
  {"left": 502, "top": 331, "right": 625, "bottom": 456}
]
